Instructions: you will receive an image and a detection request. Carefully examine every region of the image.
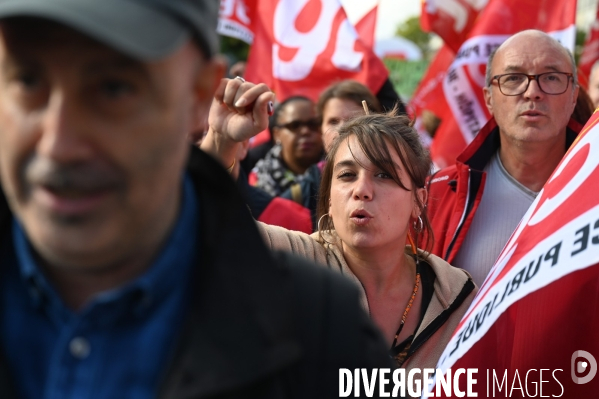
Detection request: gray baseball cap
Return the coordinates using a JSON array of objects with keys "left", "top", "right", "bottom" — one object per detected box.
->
[{"left": 0, "top": 0, "right": 220, "bottom": 59}]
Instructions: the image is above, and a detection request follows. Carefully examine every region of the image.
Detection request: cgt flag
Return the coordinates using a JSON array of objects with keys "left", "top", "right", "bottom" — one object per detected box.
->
[
  {"left": 425, "top": 111, "right": 599, "bottom": 398},
  {"left": 218, "top": 0, "right": 256, "bottom": 44},
  {"left": 243, "top": 0, "right": 388, "bottom": 102},
  {"left": 442, "top": 0, "right": 576, "bottom": 156}
]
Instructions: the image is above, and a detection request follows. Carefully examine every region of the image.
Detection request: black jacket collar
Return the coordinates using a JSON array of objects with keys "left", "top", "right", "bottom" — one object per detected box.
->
[{"left": 158, "top": 147, "right": 302, "bottom": 398}]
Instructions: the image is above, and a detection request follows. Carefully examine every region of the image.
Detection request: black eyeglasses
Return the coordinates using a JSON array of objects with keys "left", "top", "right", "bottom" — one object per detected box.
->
[
  {"left": 491, "top": 72, "right": 573, "bottom": 96},
  {"left": 276, "top": 118, "right": 321, "bottom": 132}
]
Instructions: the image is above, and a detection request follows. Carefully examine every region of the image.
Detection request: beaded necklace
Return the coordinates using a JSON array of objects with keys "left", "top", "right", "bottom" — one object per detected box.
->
[{"left": 390, "top": 267, "right": 421, "bottom": 349}]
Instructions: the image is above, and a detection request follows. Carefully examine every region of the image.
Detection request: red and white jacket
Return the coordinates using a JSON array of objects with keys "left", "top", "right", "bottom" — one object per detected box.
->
[{"left": 425, "top": 117, "right": 582, "bottom": 264}]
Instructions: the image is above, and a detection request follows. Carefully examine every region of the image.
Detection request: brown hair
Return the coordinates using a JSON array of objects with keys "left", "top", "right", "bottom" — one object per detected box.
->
[
  {"left": 316, "top": 80, "right": 382, "bottom": 118},
  {"left": 317, "top": 108, "right": 434, "bottom": 253}
]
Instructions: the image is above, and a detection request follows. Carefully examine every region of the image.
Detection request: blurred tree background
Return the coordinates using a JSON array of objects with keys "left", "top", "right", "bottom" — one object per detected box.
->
[
  {"left": 220, "top": 36, "right": 250, "bottom": 73},
  {"left": 395, "top": 16, "right": 432, "bottom": 60}
]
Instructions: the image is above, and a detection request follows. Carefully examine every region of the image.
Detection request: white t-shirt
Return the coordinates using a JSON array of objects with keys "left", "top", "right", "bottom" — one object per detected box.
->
[{"left": 453, "top": 152, "right": 538, "bottom": 286}]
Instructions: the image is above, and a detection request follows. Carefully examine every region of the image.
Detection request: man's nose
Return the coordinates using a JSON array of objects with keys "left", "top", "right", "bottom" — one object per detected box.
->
[
  {"left": 37, "top": 90, "right": 94, "bottom": 163},
  {"left": 523, "top": 77, "right": 544, "bottom": 100}
]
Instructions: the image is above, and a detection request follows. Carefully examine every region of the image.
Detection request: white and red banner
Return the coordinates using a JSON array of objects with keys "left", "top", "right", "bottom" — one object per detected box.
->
[
  {"left": 421, "top": 0, "right": 489, "bottom": 53},
  {"left": 218, "top": 0, "right": 256, "bottom": 44},
  {"left": 425, "top": 111, "right": 599, "bottom": 397},
  {"left": 579, "top": 7, "right": 599, "bottom": 90},
  {"left": 243, "top": 0, "right": 388, "bottom": 102},
  {"left": 442, "top": 0, "right": 576, "bottom": 155}
]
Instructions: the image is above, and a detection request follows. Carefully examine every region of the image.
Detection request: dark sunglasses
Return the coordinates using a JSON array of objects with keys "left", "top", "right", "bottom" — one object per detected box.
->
[{"left": 276, "top": 118, "right": 321, "bottom": 132}]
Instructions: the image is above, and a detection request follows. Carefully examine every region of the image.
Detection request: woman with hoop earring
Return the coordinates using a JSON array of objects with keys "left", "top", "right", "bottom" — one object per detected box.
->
[{"left": 201, "top": 79, "right": 477, "bottom": 385}]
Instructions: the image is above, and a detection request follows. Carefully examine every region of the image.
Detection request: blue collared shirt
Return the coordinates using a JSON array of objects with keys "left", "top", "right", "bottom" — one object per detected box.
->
[{"left": 0, "top": 175, "right": 198, "bottom": 399}]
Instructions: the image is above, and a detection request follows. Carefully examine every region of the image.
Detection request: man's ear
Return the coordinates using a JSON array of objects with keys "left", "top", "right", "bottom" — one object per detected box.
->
[
  {"left": 571, "top": 84, "right": 580, "bottom": 114},
  {"left": 483, "top": 86, "right": 493, "bottom": 115}
]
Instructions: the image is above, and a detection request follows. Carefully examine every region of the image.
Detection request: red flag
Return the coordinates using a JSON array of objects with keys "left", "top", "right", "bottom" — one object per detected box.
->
[
  {"left": 354, "top": 5, "right": 377, "bottom": 50},
  {"left": 579, "top": 10, "right": 599, "bottom": 90},
  {"left": 410, "top": 44, "right": 454, "bottom": 119},
  {"left": 408, "top": 44, "right": 456, "bottom": 167},
  {"left": 218, "top": 0, "right": 257, "bottom": 44},
  {"left": 442, "top": 0, "right": 576, "bottom": 159},
  {"left": 425, "top": 111, "right": 599, "bottom": 397},
  {"left": 421, "top": 0, "right": 489, "bottom": 52},
  {"left": 243, "top": 0, "right": 388, "bottom": 102},
  {"left": 428, "top": 110, "right": 599, "bottom": 396}
]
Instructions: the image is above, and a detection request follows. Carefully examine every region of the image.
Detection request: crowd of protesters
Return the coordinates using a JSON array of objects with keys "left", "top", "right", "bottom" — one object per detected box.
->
[{"left": 0, "top": 0, "right": 594, "bottom": 398}]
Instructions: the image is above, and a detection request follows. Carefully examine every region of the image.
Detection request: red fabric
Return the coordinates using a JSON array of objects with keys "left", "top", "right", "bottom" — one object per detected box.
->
[
  {"left": 257, "top": 197, "right": 312, "bottom": 234},
  {"left": 354, "top": 5, "right": 377, "bottom": 50},
  {"left": 408, "top": 44, "right": 458, "bottom": 168},
  {"left": 248, "top": 170, "right": 258, "bottom": 186},
  {"left": 244, "top": 0, "right": 388, "bottom": 102},
  {"left": 579, "top": 9, "right": 599, "bottom": 90},
  {"left": 217, "top": 0, "right": 257, "bottom": 44},
  {"left": 421, "top": 0, "right": 487, "bottom": 53},
  {"left": 427, "top": 112, "right": 599, "bottom": 397},
  {"left": 430, "top": 114, "right": 467, "bottom": 169},
  {"left": 248, "top": 128, "right": 271, "bottom": 148},
  {"left": 410, "top": 44, "right": 454, "bottom": 120},
  {"left": 426, "top": 117, "right": 497, "bottom": 264}
]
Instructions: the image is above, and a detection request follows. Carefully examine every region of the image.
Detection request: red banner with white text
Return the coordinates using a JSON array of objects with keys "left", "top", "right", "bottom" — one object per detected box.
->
[
  {"left": 442, "top": 0, "right": 576, "bottom": 155},
  {"left": 218, "top": 0, "right": 256, "bottom": 44},
  {"left": 425, "top": 110, "right": 599, "bottom": 397},
  {"left": 243, "top": 0, "right": 388, "bottom": 102}
]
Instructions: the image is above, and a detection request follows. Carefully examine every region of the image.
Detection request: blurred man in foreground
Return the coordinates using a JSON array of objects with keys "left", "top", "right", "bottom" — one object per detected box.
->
[{"left": 0, "top": 1, "right": 391, "bottom": 398}]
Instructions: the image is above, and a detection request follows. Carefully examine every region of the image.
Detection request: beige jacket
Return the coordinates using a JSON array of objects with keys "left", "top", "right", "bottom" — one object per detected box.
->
[{"left": 258, "top": 223, "right": 477, "bottom": 375}]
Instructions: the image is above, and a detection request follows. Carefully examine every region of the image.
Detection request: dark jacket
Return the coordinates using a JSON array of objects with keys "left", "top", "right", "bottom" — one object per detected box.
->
[
  {"left": 426, "top": 117, "right": 582, "bottom": 264},
  {"left": 0, "top": 147, "right": 393, "bottom": 399}
]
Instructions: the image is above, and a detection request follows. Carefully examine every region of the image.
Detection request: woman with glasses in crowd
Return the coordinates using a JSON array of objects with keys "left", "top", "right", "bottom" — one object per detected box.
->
[
  {"left": 202, "top": 78, "right": 477, "bottom": 380},
  {"left": 249, "top": 96, "right": 324, "bottom": 196}
]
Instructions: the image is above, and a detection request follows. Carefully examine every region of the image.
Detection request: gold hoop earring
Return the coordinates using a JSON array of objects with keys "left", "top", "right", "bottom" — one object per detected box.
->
[
  {"left": 413, "top": 215, "right": 423, "bottom": 234},
  {"left": 317, "top": 214, "right": 334, "bottom": 245}
]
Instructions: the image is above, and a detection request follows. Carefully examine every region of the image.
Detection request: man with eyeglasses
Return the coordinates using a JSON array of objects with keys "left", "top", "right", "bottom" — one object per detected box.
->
[{"left": 425, "top": 30, "right": 581, "bottom": 286}]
